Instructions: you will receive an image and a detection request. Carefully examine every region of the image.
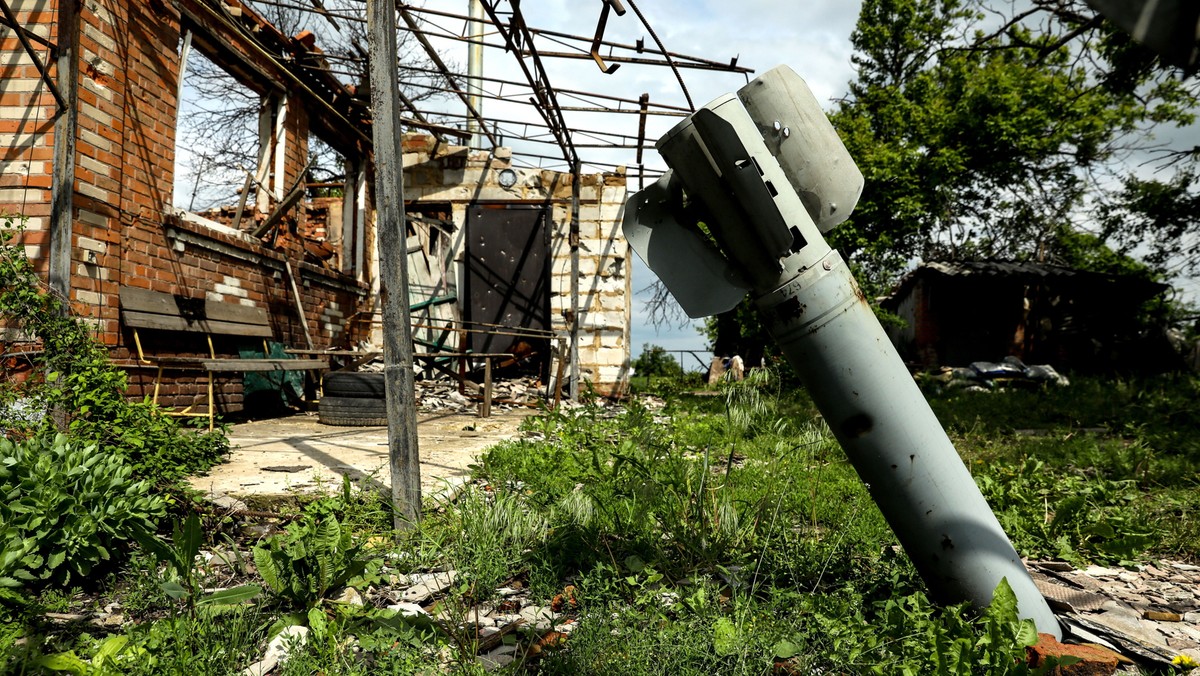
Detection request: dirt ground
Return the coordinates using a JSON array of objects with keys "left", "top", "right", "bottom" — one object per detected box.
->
[{"left": 187, "top": 408, "right": 536, "bottom": 500}]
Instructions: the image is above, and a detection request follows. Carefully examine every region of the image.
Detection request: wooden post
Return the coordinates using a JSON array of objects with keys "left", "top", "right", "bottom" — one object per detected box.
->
[
  {"left": 283, "top": 261, "right": 315, "bottom": 350},
  {"left": 481, "top": 357, "right": 492, "bottom": 418},
  {"left": 368, "top": 0, "right": 421, "bottom": 531},
  {"left": 553, "top": 337, "right": 567, "bottom": 409},
  {"left": 48, "top": 0, "right": 79, "bottom": 302},
  {"left": 569, "top": 159, "right": 581, "bottom": 400}
]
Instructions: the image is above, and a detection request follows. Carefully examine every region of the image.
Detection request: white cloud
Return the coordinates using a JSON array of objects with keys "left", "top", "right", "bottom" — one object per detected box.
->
[{"left": 435, "top": 3, "right": 866, "bottom": 355}]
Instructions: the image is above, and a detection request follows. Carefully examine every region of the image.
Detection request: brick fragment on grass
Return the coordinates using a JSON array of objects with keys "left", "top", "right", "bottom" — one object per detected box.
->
[{"left": 1026, "top": 633, "right": 1125, "bottom": 676}]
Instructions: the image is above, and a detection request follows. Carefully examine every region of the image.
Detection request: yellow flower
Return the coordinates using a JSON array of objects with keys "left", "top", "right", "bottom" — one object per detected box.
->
[{"left": 1173, "top": 654, "right": 1199, "bottom": 669}]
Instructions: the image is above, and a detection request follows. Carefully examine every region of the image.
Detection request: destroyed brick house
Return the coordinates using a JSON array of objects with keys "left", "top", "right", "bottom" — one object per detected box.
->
[
  {"left": 1, "top": 0, "right": 631, "bottom": 416},
  {"left": 880, "top": 261, "right": 1174, "bottom": 374}
]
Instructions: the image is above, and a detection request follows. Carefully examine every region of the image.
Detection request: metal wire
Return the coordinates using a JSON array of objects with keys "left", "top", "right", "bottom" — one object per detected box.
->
[{"left": 626, "top": 0, "right": 694, "bottom": 111}]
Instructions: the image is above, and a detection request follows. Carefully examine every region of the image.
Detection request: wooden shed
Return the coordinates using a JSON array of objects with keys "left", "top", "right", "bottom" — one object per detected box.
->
[{"left": 880, "top": 261, "right": 1171, "bottom": 373}]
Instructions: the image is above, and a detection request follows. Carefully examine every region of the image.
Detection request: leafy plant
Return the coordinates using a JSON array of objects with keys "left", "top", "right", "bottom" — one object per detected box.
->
[
  {"left": 136, "top": 513, "right": 261, "bottom": 614},
  {"left": 40, "top": 607, "right": 268, "bottom": 675},
  {"left": 0, "top": 223, "right": 229, "bottom": 487},
  {"left": 253, "top": 516, "right": 372, "bottom": 610},
  {"left": 976, "top": 457, "right": 1155, "bottom": 564},
  {"left": 0, "top": 434, "right": 166, "bottom": 588},
  {"left": 33, "top": 635, "right": 132, "bottom": 675}
]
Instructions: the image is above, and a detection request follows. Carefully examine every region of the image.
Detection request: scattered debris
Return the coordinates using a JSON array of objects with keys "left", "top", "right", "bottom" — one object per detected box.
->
[
  {"left": 401, "top": 571, "right": 458, "bottom": 604},
  {"left": 922, "top": 356, "right": 1069, "bottom": 391},
  {"left": 428, "top": 475, "right": 473, "bottom": 508},
  {"left": 202, "top": 491, "right": 249, "bottom": 513},
  {"left": 413, "top": 376, "right": 545, "bottom": 414},
  {"left": 242, "top": 625, "right": 309, "bottom": 676},
  {"left": 331, "top": 586, "right": 364, "bottom": 606},
  {"left": 1027, "top": 632, "right": 1125, "bottom": 675},
  {"left": 261, "top": 465, "right": 311, "bottom": 473},
  {"left": 1031, "top": 559, "right": 1200, "bottom": 669}
]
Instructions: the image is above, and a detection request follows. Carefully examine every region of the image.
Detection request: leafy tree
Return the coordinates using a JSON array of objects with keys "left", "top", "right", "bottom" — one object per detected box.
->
[
  {"left": 631, "top": 344, "right": 684, "bottom": 378},
  {"left": 687, "top": 0, "right": 1198, "bottom": 356},
  {"left": 1098, "top": 169, "right": 1200, "bottom": 278},
  {"left": 828, "top": 0, "right": 1197, "bottom": 293}
]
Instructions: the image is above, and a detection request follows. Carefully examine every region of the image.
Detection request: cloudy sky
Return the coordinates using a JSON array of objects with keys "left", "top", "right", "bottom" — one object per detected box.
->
[
  {"left": 420, "top": 1, "right": 867, "bottom": 365},
  {"left": 452, "top": 1, "right": 1199, "bottom": 361},
  {"left": 192, "top": 1, "right": 1194, "bottom": 365}
]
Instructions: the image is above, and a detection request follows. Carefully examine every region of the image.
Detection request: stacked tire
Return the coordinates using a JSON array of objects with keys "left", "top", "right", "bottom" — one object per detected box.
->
[{"left": 319, "top": 372, "right": 388, "bottom": 426}]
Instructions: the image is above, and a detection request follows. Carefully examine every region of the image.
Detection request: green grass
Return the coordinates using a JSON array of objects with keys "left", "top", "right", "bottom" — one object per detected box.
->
[{"left": 4, "top": 372, "right": 1195, "bottom": 674}]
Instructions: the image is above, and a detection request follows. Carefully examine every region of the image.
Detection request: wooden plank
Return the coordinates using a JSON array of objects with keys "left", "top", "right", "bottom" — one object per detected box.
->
[
  {"left": 203, "top": 299, "right": 269, "bottom": 326},
  {"left": 231, "top": 170, "right": 253, "bottom": 231},
  {"left": 120, "top": 287, "right": 180, "bottom": 315},
  {"left": 284, "top": 261, "right": 315, "bottom": 349},
  {"left": 121, "top": 287, "right": 272, "bottom": 336},
  {"left": 217, "top": 322, "right": 274, "bottom": 338},
  {"left": 142, "top": 357, "right": 327, "bottom": 371},
  {"left": 121, "top": 310, "right": 272, "bottom": 337},
  {"left": 120, "top": 310, "right": 198, "bottom": 332},
  {"left": 199, "top": 358, "right": 327, "bottom": 372},
  {"left": 142, "top": 356, "right": 209, "bottom": 366},
  {"left": 481, "top": 357, "right": 492, "bottom": 418}
]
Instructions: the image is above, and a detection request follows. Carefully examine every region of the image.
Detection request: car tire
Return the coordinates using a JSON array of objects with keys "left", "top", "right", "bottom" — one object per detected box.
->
[
  {"left": 318, "top": 395, "right": 388, "bottom": 426},
  {"left": 322, "top": 372, "right": 387, "bottom": 398}
]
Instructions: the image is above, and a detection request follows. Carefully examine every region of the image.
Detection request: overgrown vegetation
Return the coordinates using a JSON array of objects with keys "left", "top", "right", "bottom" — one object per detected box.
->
[
  {"left": 4, "top": 360, "right": 1198, "bottom": 672},
  {"left": 4, "top": 221, "right": 1199, "bottom": 673},
  {"left": 0, "top": 225, "right": 229, "bottom": 486},
  {"left": 0, "top": 434, "right": 166, "bottom": 590}
]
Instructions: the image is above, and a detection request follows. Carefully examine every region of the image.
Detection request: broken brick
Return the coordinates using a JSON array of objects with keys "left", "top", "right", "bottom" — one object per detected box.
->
[
  {"left": 550, "top": 585, "right": 577, "bottom": 612},
  {"left": 1026, "top": 633, "right": 1122, "bottom": 676}
]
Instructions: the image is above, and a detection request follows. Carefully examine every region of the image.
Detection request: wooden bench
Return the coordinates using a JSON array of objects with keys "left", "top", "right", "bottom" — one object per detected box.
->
[{"left": 119, "top": 286, "right": 328, "bottom": 429}]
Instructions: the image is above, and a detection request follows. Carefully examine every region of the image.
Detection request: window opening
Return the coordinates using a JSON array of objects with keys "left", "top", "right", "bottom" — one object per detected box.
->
[{"left": 173, "top": 49, "right": 262, "bottom": 219}]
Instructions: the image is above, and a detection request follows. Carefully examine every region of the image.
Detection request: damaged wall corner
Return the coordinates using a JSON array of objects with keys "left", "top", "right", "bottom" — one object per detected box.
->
[
  {"left": 0, "top": 0, "right": 373, "bottom": 415},
  {"left": 393, "top": 133, "right": 631, "bottom": 396}
]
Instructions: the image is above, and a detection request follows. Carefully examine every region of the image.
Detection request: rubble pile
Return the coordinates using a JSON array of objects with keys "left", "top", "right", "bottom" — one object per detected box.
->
[
  {"left": 1030, "top": 559, "right": 1200, "bottom": 669},
  {"left": 922, "top": 356, "right": 1070, "bottom": 391},
  {"left": 413, "top": 376, "right": 545, "bottom": 413}
]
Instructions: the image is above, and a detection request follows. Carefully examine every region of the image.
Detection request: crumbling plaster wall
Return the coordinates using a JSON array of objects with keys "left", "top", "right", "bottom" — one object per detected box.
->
[
  {"left": 396, "top": 134, "right": 631, "bottom": 395},
  {"left": 0, "top": 0, "right": 368, "bottom": 412}
]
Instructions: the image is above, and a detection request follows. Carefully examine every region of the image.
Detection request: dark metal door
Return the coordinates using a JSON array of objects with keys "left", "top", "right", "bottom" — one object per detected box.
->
[{"left": 464, "top": 205, "right": 551, "bottom": 359}]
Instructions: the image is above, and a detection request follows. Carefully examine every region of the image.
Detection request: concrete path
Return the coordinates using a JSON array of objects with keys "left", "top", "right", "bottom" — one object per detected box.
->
[{"left": 187, "top": 408, "right": 536, "bottom": 499}]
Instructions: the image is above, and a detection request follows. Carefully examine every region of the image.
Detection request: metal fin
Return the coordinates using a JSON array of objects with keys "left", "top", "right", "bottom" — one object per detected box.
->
[{"left": 622, "top": 172, "right": 748, "bottom": 318}]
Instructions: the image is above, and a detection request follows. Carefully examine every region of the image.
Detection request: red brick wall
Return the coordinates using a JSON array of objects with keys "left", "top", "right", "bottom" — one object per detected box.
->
[
  {"left": 1, "top": 0, "right": 368, "bottom": 413},
  {"left": 0, "top": 0, "right": 59, "bottom": 273}
]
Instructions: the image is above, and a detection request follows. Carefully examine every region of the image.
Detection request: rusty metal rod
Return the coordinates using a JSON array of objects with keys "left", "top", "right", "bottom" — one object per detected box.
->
[
  {"left": 323, "top": 53, "right": 698, "bottom": 113},
  {"left": 478, "top": 0, "right": 577, "bottom": 166},
  {"left": 399, "top": 3, "right": 752, "bottom": 73},
  {"left": 0, "top": 0, "right": 67, "bottom": 113},
  {"left": 395, "top": 2, "right": 499, "bottom": 149}
]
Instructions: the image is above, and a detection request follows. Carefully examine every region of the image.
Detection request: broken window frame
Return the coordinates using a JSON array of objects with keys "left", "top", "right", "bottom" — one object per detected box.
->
[{"left": 169, "top": 16, "right": 370, "bottom": 279}]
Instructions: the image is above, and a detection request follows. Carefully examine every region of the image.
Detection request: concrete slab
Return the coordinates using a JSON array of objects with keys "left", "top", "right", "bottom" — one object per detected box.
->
[{"left": 187, "top": 409, "right": 536, "bottom": 499}]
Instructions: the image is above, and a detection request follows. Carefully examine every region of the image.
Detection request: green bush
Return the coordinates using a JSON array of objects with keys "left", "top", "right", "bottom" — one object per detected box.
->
[
  {"left": 0, "top": 222, "right": 228, "bottom": 486},
  {"left": 253, "top": 516, "right": 372, "bottom": 610},
  {"left": 0, "top": 434, "right": 166, "bottom": 588},
  {"left": 631, "top": 344, "right": 684, "bottom": 378}
]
